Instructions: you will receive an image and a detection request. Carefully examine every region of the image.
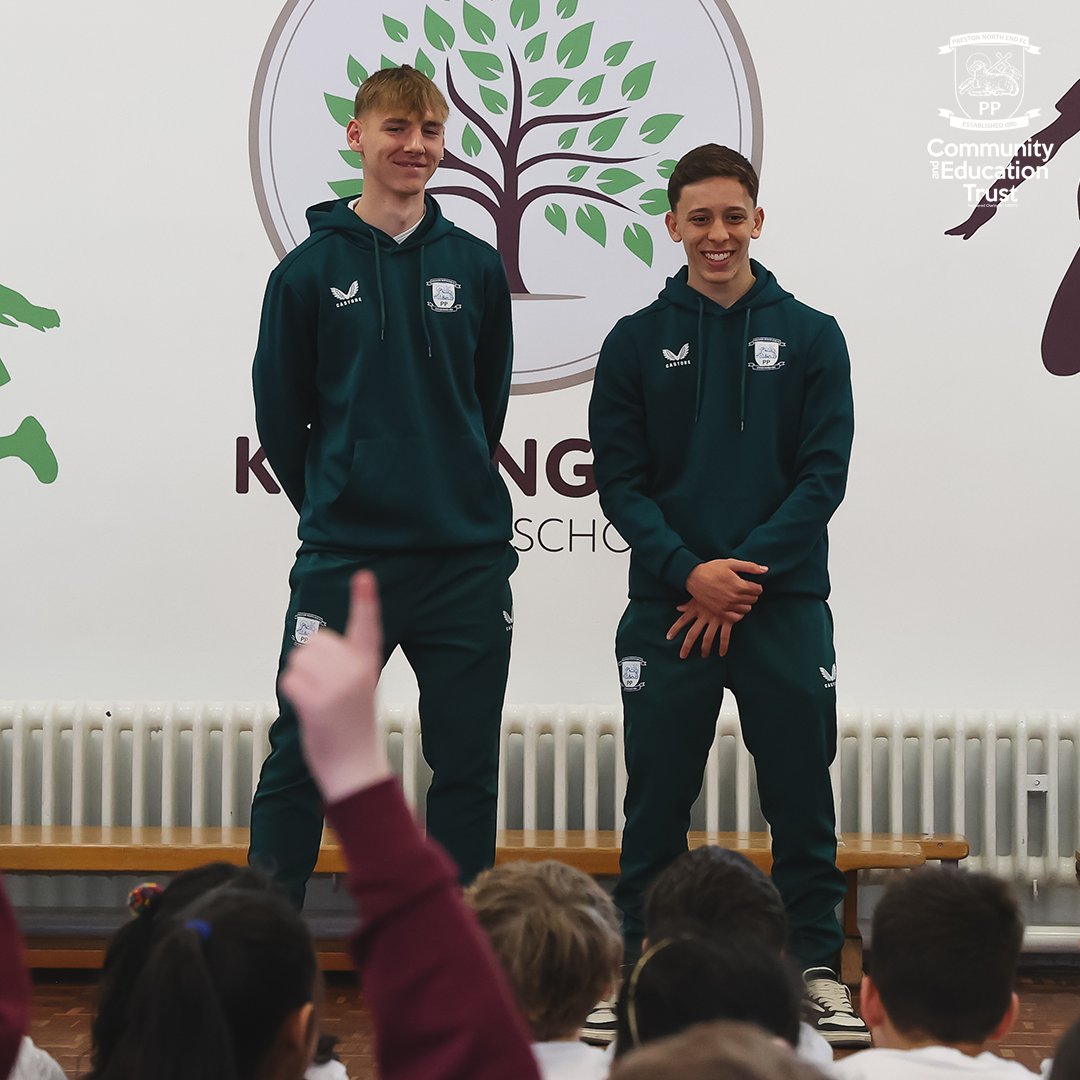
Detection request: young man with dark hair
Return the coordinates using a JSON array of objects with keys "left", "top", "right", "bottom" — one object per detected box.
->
[
  {"left": 249, "top": 65, "right": 516, "bottom": 905},
  {"left": 589, "top": 143, "right": 862, "bottom": 1043},
  {"left": 835, "top": 868, "right": 1035, "bottom": 1078}
]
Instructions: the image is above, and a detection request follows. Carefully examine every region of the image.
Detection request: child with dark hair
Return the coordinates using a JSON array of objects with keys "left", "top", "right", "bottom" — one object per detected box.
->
[
  {"left": 640, "top": 845, "right": 833, "bottom": 1066},
  {"left": 835, "top": 868, "right": 1036, "bottom": 1079},
  {"left": 613, "top": 935, "right": 802, "bottom": 1058},
  {"left": 89, "top": 863, "right": 273, "bottom": 1078},
  {"left": 96, "top": 886, "right": 320, "bottom": 1080},
  {"left": 612, "top": 1021, "right": 831, "bottom": 1080},
  {"left": 466, "top": 860, "right": 621, "bottom": 1079}
]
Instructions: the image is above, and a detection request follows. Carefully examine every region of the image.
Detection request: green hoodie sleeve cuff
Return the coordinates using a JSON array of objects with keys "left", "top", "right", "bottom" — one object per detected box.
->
[{"left": 662, "top": 547, "right": 702, "bottom": 594}]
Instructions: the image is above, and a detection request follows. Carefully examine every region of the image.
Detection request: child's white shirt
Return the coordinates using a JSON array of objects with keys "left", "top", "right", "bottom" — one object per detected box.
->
[
  {"left": 834, "top": 1046, "right": 1039, "bottom": 1080},
  {"left": 532, "top": 1040, "right": 609, "bottom": 1080}
]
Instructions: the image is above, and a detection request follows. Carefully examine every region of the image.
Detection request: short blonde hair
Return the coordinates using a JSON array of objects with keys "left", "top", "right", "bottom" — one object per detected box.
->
[
  {"left": 466, "top": 860, "right": 622, "bottom": 1041},
  {"left": 353, "top": 65, "right": 449, "bottom": 122}
]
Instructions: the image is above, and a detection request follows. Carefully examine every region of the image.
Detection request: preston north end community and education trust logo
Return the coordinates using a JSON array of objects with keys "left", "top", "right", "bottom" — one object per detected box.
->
[
  {"left": 251, "top": 0, "right": 760, "bottom": 393},
  {"left": 938, "top": 32, "right": 1040, "bottom": 131}
]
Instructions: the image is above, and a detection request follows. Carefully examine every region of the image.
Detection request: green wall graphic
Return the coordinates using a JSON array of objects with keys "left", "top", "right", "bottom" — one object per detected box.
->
[{"left": 0, "top": 283, "right": 59, "bottom": 484}]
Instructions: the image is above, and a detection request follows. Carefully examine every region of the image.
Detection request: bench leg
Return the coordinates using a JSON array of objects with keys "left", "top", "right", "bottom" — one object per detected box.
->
[{"left": 840, "top": 869, "right": 863, "bottom": 987}]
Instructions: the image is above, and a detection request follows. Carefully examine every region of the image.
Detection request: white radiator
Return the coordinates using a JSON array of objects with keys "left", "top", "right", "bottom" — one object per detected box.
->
[{"left": 2, "top": 702, "right": 1078, "bottom": 885}]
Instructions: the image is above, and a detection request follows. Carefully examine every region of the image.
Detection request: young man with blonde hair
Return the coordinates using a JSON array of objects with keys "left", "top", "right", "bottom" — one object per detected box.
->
[
  {"left": 467, "top": 860, "right": 622, "bottom": 1080},
  {"left": 250, "top": 66, "right": 516, "bottom": 904}
]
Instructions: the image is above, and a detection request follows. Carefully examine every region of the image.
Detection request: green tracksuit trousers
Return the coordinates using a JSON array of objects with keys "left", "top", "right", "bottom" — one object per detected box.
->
[
  {"left": 249, "top": 543, "right": 516, "bottom": 906},
  {"left": 613, "top": 593, "right": 846, "bottom": 969}
]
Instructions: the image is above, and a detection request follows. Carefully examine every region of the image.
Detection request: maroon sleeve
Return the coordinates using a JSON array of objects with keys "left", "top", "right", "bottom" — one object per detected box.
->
[
  {"left": 325, "top": 780, "right": 539, "bottom": 1080},
  {"left": 0, "top": 873, "right": 31, "bottom": 1080}
]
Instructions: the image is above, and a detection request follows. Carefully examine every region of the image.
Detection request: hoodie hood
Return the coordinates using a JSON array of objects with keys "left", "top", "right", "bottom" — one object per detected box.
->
[
  {"left": 658, "top": 260, "right": 793, "bottom": 427},
  {"left": 304, "top": 194, "right": 457, "bottom": 349}
]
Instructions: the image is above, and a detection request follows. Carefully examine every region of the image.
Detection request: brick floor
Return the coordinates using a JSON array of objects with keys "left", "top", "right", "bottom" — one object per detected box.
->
[{"left": 26, "top": 969, "right": 1080, "bottom": 1078}]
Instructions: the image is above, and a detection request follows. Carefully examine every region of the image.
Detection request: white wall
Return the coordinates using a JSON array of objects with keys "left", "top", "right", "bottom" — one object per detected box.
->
[{"left": 1, "top": 1, "right": 1078, "bottom": 713}]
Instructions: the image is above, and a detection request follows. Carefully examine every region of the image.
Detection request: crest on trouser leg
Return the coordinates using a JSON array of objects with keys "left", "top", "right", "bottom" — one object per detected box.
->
[{"left": 294, "top": 612, "right": 326, "bottom": 645}]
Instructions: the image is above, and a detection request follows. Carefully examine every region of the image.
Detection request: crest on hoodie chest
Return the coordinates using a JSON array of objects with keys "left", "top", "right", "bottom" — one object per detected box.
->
[
  {"left": 747, "top": 336, "right": 786, "bottom": 371},
  {"left": 426, "top": 277, "right": 463, "bottom": 313}
]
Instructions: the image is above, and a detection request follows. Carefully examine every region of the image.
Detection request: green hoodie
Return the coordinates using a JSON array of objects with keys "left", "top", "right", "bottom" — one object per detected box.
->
[
  {"left": 589, "top": 259, "right": 853, "bottom": 602},
  {"left": 253, "top": 194, "right": 513, "bottom": 552}
]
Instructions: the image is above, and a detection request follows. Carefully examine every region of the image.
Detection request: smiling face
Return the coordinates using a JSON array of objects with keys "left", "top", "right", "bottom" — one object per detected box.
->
[
  {"left": 346, "top": 108, "right": 445, "bottom": 201},
  {"left": 665, "top": 176, "right": 764, "bottom": 307}
]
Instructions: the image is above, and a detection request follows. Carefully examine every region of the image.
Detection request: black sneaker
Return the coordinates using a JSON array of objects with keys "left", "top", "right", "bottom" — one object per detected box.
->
[
  {"left": 580, "top": 995, "right": 618, "bottom": 1047},
  {"left": 802, "top": 967, "right": 871, "bottom": 1047}
]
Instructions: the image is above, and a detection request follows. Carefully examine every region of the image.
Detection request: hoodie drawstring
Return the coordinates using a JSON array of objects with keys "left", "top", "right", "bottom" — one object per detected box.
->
[
  {"left": 739, "top": 308, "right": 750, "bottom": 433},
  {"left": 693, "top": 300, "right": 749, "bottom": 433},
  {"left": 370, "top": 228, "right": 387, "bottom": 341},
  {"left": 694, "top": 297, "right": 706, "bottom": 424},
  {"left": 419, "top": 246, "right": 433, "bottom": 358}
]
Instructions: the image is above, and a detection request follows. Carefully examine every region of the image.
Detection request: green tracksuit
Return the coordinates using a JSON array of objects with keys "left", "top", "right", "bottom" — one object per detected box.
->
[
  {"left": 589, "top": 260, "right": 854, "bottom": 967},
  {"left": 249, "top": 194, "right": 516, "bottom": 904}
]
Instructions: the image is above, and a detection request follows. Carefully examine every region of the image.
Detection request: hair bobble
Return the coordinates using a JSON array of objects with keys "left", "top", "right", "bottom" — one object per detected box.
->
[
  {"left": 185, "top": 918, "right": 213, "bottom": 941},
  {"left": 127, "top": 882, "right": 164, "bottom": 916}
]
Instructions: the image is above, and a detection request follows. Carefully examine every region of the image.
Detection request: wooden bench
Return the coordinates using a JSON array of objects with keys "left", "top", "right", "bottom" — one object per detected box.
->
[{"left": 1, "top": 826, "right": 967, "bottom": 981}]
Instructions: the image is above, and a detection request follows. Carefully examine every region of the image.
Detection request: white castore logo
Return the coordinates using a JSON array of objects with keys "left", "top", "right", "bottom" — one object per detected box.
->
[
  {"left": 819, "top": 663, "right": 837, "bottom": 688},
  {"left": 663, "top": 343, "right": 691, "bottom": 369},
  {"left": 330, "top": 281, "right": 361, "bottom": 307},
  {"left": 503, "top": 609, "right": 514, "bottom": 632}
]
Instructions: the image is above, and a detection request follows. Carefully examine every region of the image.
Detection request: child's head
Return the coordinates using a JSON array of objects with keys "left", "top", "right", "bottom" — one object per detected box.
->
[
  {"left": 614, "top": 936, "right": 801, "bottom": 1057},
  {"left": 353, "top": 64, "right": 449, "bottom": 124},
  {"left": 664, "top": 145, "right": 763, "bottom": 305},
  {"left": 613, "top": 1021, "right": 830, "bottom": 1080},
  {"left": 466, "top": 860, "right": 622, "bottom": 1041},
  {"left": 866, "top": 869, "right": 1023, "bottom": 1047},
  {"left": 644, "top": 846, "right": 787, "bottom": 954},
  {"left": 100, "top": 885, "right": 319, "bottom": 1080},
  {"left": 1049, "top": 1016, "right": 1080, "bottom": 1080},
  {"left": 91, "top": 863, "right": 274, "bottom": 1077}
]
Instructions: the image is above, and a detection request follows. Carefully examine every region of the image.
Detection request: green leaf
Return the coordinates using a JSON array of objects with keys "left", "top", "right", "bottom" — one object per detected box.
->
[
  {"left": 604, "top": 41, "right": 631, "bottom": 66},
  {"left": 510, "top": 0, "right": 540, "bottom": 30},
  {"left": 529, "top": 77, "right": 572, "bottom": 107},
  {"left": 556, "top": 22, "right": 593, "bottom": 69},
  {"left": 424, "top": 6, "right": 456, "bottom": 51},
  {"left": 623, "top": 223, "right": 654, "bottom": 266},
  {"left": 558, "top": 128, "right": 579, "bottom": 150},
  {"left": 656, "top": 158, "right": 677, "bottom": 179},
  {"left": 324, "top": 93, "right": 355, "bottom": 127},
  {"left": 479, "top": 85, "right": 508, "bottom": 114},
  {"left": 380, "top": 55, "right": 399, "bottom": 69},
  {"left": 567, "top": 165, "right": 588, "bottom": 182},
  {"left": 339, "top": 149, "right": 363, "bottom": 169},
  {"left": 640, "top": 113, "right": 683, "bottom": 144},
  {"left": 383, "top": 15, "right": 409, "bottom": 42},
  {"left": 460, "top": 50, "right": 503, "bottom": 81},
  {"left": 621, "top": 61, "right": 654, "bottom": 101},
  {"left": 523, "top": 32, "right": 547, "bottom": 62},
  {"left": 347, "top": 55, "right": 368, "bottom": 87},
  {"left": 587, "top": 115, "right": 627, "bottom": 151},
  {"left": 556, "top": 0, "right": 579, "bottom": 17},
  {"left": 575, "top": 203, "right": 606, "bottom": 245},
  {"left": 461, "top": 124, "right": 483, "bottom": 157},
  {"left": 639, "top": 188, "right": 669, "bottom": 215},
  {"left": 414, "top": 48, "right": 436, "bottom": 79},
  {"left": 463, "top": 2, "right": 497, "bottom": 44},
  {"left": 545, "top": 203, "right": 568, "bottom": 234},
  {"left": 596, "top": 167, "right": 643, "bottom": 194},
  {"left": 328, "top": 179, "right": 364, "bottom": 198},
  {"left": 577, "top": 74, "right": 604, "bottom": 105}
]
